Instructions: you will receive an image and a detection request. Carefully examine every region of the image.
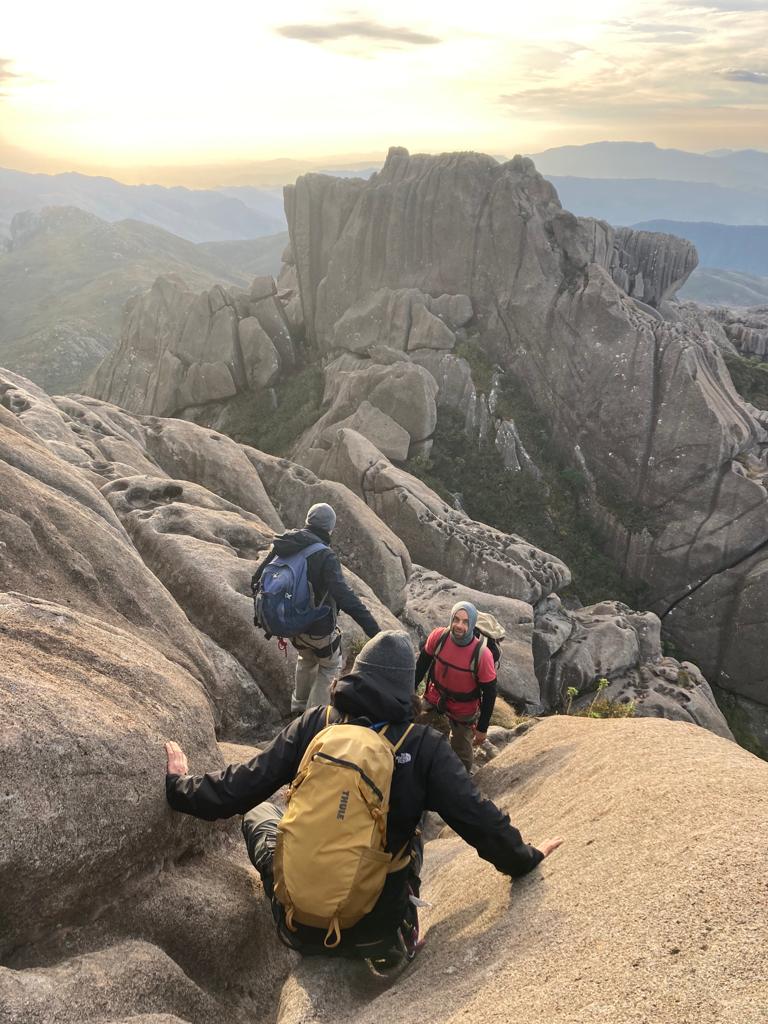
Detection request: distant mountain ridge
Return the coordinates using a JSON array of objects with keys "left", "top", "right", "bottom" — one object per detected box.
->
[
  {"left": 546, "top": 176, "right": 768, "bottom": 227},
  {"left": 531, "top": 141, "right": 768, "bottom": 191},
  {"left": 633, "top": 221, "right": 768, "bottom": 276},
  {"left": 0, "top": 206, "right": 285, "bottom": 392},
  {"left": 0, "top": 166, "right": 287, "bottom": 243},
  {"left": 679, "top": 268, "right": 768, "bottom": 307}
]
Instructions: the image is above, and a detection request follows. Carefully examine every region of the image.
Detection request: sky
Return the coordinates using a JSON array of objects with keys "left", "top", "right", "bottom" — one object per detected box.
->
[{"left": 2, "top": 0, "right": 767, "bottom": 183}]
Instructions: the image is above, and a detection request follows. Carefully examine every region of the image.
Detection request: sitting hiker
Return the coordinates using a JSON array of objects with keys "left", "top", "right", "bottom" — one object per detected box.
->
[
  {"left": 415, "top": 601, "right": 497, "bottom": 773},
  {"left": 165, "top": 631, "right": 562, "bottom": 968},
  {"left": 251, "top": 502, "right": 380, "bottom": 713}
]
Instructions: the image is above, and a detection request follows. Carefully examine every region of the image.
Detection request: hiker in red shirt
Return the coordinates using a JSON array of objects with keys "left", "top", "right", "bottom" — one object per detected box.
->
[{"left": 415, "top": 601, "right": 497, "bottom": 773}]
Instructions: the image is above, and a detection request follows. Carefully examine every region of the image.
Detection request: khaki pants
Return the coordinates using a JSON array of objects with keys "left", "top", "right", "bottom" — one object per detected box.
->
[
  {"left": 417, "top": 705, "right": 476, "bottom": 774},
  {"left": 291, "top": 628, "right": 342, "bottom": 713}
]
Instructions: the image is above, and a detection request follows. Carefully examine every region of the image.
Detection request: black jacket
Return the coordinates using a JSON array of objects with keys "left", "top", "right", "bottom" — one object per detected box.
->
[
  {"left": 252, "top": 527, "right": 379, "bottom": 638},
  {"left": 166, "top": 669, "right": 543, "bottom": 948}
]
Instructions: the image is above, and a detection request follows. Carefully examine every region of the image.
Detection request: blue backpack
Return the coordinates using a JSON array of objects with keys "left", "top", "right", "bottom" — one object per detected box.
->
[{"left": 252, "top": 542, "right": 332, "bottom": 639}]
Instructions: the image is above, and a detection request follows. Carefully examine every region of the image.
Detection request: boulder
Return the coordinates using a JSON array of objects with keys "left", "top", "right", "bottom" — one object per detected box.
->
[
  {"left": 296, "top": 359, "right": 438, "bottom": 458},
  {"left": 142, "top": 417, "right": 284, "bottom": 531},
  {"left": 0, "top": 592, "right": 221, "bottom": 958},
  {"left": 320, "top": 400, "right": 410, "bottom": 462},
  {"left": 242, "top": 447, "right": 411, "bottom": 613},
  {"left": 283, "top": 146, "right": 768, "bottom": 749},
  {"left": 311, "top": 428, "right": 570, "bottom": 604},
  {"left": 238, "top": 317, "right": 280, "bottom": 389},
  {"left": 611, "top": 227, "right": 698, "bottom": 307},
  {"left": 406, "top": 302, "right": 456, "bottom": 351}
]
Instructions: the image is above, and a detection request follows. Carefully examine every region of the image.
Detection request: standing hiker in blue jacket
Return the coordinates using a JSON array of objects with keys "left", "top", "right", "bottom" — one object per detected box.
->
[{"left": 251, "top": 502, "right": 380, "bottom": 713}]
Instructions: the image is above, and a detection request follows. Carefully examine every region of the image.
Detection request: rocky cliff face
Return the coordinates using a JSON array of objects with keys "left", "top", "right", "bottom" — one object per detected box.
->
[
  {"left": 1, "top": 309, "right": 759, "bottom": 1016},
  {"left": 88, "top": 273, "right": 295, "bottom": 419},
  {"left": 281, "top": 147, "right": 768, "bottom": 754}
]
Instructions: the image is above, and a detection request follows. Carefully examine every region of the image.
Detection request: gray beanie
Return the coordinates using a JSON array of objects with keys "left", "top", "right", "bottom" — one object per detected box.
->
[
  {"left": 305, "top": 502, "right": 336, "bottom": 534},
  {"left": 333, "top": 630, "right": 416, "bottom": 722},
  {"left": 353, "top": 630, "right": 415, "bottom": 683}
]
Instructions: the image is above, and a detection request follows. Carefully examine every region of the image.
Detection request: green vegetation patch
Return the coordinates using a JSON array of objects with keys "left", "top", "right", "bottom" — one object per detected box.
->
[
  {"left": 409, "top": 389, "right": 648, "bottom": 607},
  {"left": 453, "top": 334, "right": 496, "bottom": 394},
  {"left": 211, "top": 365, "right": 324, "bottom": 456},
  {"left": 723, "top": 352, "right": 768, "bottom": 411}
]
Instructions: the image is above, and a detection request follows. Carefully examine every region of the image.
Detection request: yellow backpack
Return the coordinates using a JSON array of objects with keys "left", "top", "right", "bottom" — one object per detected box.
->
[{"left": 273, "top": 708, "right": 414, "bottom": 948}]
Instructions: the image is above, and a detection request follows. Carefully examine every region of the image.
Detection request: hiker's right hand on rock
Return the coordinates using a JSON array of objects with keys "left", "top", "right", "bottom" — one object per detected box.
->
[
  {"left": 165, "top": 741, "right": 188, "bottom": 776},
  {"left": 537, "top": 837, "right": 564, "bottom": 858}
]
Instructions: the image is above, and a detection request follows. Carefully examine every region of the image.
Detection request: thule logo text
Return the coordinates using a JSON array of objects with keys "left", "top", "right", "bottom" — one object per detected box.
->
[{"left": 337, "top": 790, "right": 350, "bottom": 820}]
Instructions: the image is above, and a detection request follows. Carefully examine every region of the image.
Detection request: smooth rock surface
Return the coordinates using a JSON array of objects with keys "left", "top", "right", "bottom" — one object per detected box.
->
[{"left": 310, "top": 428, "right": 570, "bottom": 604}]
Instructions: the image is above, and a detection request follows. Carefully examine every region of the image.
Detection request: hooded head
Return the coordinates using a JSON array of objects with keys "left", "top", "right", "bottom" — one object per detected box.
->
[
  {"left": 332, "top": 630, "right": 415, "bottom": 723},
  {"left": 305, "top": 502, "right": 336, "bottom": 535},
  {"left": 449, "top": 601, "right": 478, "bottom": 646}
]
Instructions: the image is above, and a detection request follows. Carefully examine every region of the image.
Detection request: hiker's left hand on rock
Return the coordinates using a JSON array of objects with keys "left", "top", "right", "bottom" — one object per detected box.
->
[
  {"left": 473, "top": 730, "right": 487, "bottom": 746},
  {"left": 165, "top": 741, "right": 189, "bottom": 776}
]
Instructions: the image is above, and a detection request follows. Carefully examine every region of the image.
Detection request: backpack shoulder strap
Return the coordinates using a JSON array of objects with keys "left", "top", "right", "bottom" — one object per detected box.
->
[
  {"left": 469, "top": 634, "right": 487, "bottom": 683},
  {"left": 391, "top": 723, "right": 414, "bottom": 754},
  {"left": 432, "top": 627, "right": 450, "bottom": 657},
  {"left": 297, "top": 541, "right": 328, "bottom": 561}
]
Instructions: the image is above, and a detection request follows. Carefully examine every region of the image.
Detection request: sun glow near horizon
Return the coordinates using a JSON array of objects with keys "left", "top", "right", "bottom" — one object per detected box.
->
[{"left": 2, "top": 0, "right": 767, "bottom": 182}]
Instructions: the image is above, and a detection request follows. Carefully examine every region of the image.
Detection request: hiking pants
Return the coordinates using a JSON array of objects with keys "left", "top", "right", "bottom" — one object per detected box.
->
[
  {"left": 242, "top": 801, "right": 282, "bottom": 897},
  {"left": 418, "top": 705, "right": 476, "bottom": 774},
  {"left": 290, "top": 628, "right": 342, "bottom": 713}
]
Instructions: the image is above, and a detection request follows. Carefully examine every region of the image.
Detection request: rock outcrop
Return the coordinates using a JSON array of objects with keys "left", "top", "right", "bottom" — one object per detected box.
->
[
  {"left": 4, "top": 711, "right": 764, "bottom": 1023},
  {"left": 611, "top": 226, "right": 698, "bottom": 309},
  {"left": 308, "top": 427, "right": 570, "bottom": 605},
  {"left": 283, "top": 146, "right": 768, "bottom": 751},
  {"left": 715, "top": 305, "right": 768, "bottom": 360},
  {"left": 0, "top": 368, "right": 398, "bottom": 723},
  {"left": 1, "top": 350, "right": 754, "bottom": 1023},
  {"left": 536, "top": 598, "right": 733, "bottom": 737},
  {"left": 88, "top": 274, "right": 295, "bottom": 418}
]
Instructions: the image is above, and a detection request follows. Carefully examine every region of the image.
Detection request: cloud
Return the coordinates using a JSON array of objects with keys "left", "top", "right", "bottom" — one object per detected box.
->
[
  {"left": 617, "top": 21, "right": 703, "bottom": 42},
  {"left": 275, "top": 19, "right": 441, "bottom": 49},
  {"left": 676, "top": 0, "right": 768, "bottom": 9},
  {"left": 723, "top": 68, "right": 768, "bottom": 84},
  {"left": 0, "top": 58, "right": 18, "bottom": 93}
]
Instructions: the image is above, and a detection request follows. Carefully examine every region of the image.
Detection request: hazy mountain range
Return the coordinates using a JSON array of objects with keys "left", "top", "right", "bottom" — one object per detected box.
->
[
  {"left": 634, "top": 221, "right": 768, "bottom": 276},
  {"left": 2, "top": 141, "right": 768, "bottom": 393},
  {"left": 0, "top": 167, "right": 287, "bottom": 242},
  {"left": 530, "top": 141, "right": 768, "bottom": 191},
  {"left": 0, "top": 205, "right": 286, "bottom": 391},
  {"left": 547, "top": 176, "right": 768, "bottom": 227}
]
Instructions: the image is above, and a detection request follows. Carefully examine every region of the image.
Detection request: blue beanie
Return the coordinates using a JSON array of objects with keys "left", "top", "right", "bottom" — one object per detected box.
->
[{"left": 449, "top": 601, "right": 478, "bottom": 646}]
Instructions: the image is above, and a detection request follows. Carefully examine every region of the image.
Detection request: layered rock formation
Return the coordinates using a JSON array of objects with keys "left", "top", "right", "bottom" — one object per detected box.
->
[
  {"left": 611, "top": 226, "right": 698, "bottom": 310},
  {"left": 711, "top": 305, "right": 768, "bottom": 360},
  {"left": 283, "top": 146, "right": 768, "bottom": 752},
  {"left": 3, "top": 356, "right": 730, "bottom": 726},
  {"left": 88, "top": 274, "right": 295, "bottom": 419},
  {"left": 2, "top": 347, "right": 755, "bottom": 1021}
]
